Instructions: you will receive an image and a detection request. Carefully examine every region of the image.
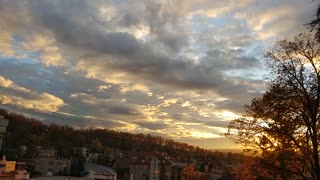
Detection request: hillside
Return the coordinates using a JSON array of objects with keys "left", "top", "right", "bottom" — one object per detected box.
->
[{"left": 0, "top": 108, "right": 243, "bottom": 164}]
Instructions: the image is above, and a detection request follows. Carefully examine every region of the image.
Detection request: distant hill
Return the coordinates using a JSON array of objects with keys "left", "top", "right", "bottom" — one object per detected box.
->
[
  {"left": 0, "top": 108, "right": 244, "bottom": 164},
  {"left": 211, "top": 149, "right": 243, "bottom": 153}
]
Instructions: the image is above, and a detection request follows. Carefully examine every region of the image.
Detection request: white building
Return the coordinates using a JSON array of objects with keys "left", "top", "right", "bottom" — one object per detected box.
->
[
  {"left": 34, "top": 149, "right": 71, "bottom": 176},
  {"left": 149, "top": 157, "right": 160, "bottom": 180},
  {"left": 130, "top": 157, "right": 187, "bottom": 180}
]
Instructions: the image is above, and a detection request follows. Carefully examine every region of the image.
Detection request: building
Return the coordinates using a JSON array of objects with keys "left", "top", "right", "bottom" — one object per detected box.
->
[
  {"left": 171, "top": 163, "right": 188, "bottom": 180},
  {"left": 0, "top": 116, "right": 8, "bottom": 152},
  {"left": 0, "top": 157, "right": 15, "bottom": 172},
  {"left": 88, "top": 153, "right": 105, "bottom": 163},
  {"left": 93, "top": 172, "right": 117, "bottom": 180},
  {"left": 113, "top": 158, "right": 130, "bottom": 180},
  {"left": 150, "top": 157, "right": 160, "bottom": 180},
  {"left": 0, "top": 156, "right": 30, "bottom": 179},
  {"left": 130, "top": 160, "right": 150, "bottom": 180},
  {"left": 34, "top": 149, "right": 71, "bottom": 176},
  {"left": 73, "top": 147, "right": 90, "bottom": 160},
  {"left": 38, "top": 149, "right": 56, "bottom": 157},
  {"left": 130, "top": 156, "right": 188, "bottom": 180}
]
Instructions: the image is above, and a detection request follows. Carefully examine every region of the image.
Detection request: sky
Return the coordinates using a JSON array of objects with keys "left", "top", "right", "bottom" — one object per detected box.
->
[{"left": 0, "top": 0, "right": 317, "bottom": 149}]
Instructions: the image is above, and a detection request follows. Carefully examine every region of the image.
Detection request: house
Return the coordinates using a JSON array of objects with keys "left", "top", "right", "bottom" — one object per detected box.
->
[
  {"left": 34, "top": 148, "right": 71, "bottom": 176},
  {"left": 38, "top": 149, "right": 56, "bottom": 157},
  {"left": 130, "top": 160, "right": 150, "bottom": 180},
  {"left": 150, "top": 157, "right": 160, "bottom": 180},
  {"left": 73, "top": 147, "right": 90, "bottom": 160},
  {"left": 171, "top": 162, "right": 188, "bottom": 180},
  {"left": 130, "top": 156, "right": 188, "bottom": 180},
  {"left": 88, "top": 153, "right": 105, "bottom": 163},
  {"left": 0, "top": 156, "right": 30, "bottom": 179},
  {"left": 93, "top": 172, "right": 117, "bottom": 180}
]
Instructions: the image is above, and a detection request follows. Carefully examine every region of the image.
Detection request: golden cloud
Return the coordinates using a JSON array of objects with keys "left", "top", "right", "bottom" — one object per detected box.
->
[{"left": 0, "top": 76, "right": 65, "bottom": 112}]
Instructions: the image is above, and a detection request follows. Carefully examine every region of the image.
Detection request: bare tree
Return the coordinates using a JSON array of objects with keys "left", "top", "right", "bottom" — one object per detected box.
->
[
  {"left": 309, "top": 2, "right": 320, "bottom": 41},
  {"left": 228, "top": 32, "right": 320, "bottom": 180}
]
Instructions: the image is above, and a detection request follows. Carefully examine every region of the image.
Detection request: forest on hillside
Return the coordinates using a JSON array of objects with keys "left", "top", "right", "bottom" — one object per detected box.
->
[{"left": 0, "top": 108, "right": 243, "bottom": 164}]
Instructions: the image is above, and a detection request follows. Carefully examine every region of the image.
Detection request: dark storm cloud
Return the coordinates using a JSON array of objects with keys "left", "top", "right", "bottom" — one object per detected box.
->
[
  {"left": 143, "top": 1, "right": 190, "bottom": 52},
  {"left": 0, "top": 0, "right": 270, "bottom": 123},
  {"left": 0, "top": 59, "right": 146, "bottom": 121},
  {"left": 0, "top": 59, "right": 106, "bottom": 97},
  {"left": 0, "top": 0, "right": 262, "bottom": 99}
]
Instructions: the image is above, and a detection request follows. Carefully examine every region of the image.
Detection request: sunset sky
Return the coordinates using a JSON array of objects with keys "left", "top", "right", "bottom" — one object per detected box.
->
[{"left": 0, "top": 0, "right": 317, "bottom": 149}]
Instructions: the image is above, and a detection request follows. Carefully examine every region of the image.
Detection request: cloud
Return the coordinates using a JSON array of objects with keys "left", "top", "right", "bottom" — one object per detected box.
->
[
  {"left": 0, "top": 2, "right": 267, "bottom": 128},
  {"left": 136, "top": 122, "right": 170, "bottom": 130},
  {"left": 108, "top": 105, "right": 141, "bottom": 116},
  {"left": 0, "top": 31, "right": 13, "bottom": 56},
  {"left": 0, "top": 76, "right": 13, "bottom": 87},
  {"left": 0, "top": 0, "right": 316, "bottom": 149},
  {"left": 0, "top": 1, "right": 262, "bottom": 96},
  {"left": 69, "top": 92, "right": 143, "bottom": 117},
  {"left": 69, "top": 93, "right": 108, "bottom": 105},
  {"left": 0, "top": 105, "right": 122, "bottom": 129},
  {"left": 235, "top": 0, "right": 316, "bottom": 40},
  {"left": 0, "top": 76, "right": 64, "bottom": 112},
  {"left": 203, "top": 48, "right": 260, "bottom": 70},
  {"left": 21, "top": 34, "right": 64, "bottom": 66}
]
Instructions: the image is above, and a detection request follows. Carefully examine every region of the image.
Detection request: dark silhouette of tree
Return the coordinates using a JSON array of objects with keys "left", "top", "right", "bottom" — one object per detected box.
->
[
  {"left": 309, "top": 2, "right": 320, "bottom": 41},
  {"left": 70, "top": 157, "right": 85, "bottom": 177},
  {"left": 159, "top": 160, "right": 167, "bottom": 180},
  {"left": 57, "top": 146, "right": 66, "bottom": 158},
  {"left": 228, "top": 32, "right": 320, "bottom": 180}
]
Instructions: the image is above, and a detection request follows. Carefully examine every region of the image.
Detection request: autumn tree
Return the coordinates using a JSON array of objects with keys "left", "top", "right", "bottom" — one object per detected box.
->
[
  {"left": 183, "top": 164, "right": 196, "bottom": 180},
  {"left": 228, "top": 32, "right": 320, "bottom": 180}
]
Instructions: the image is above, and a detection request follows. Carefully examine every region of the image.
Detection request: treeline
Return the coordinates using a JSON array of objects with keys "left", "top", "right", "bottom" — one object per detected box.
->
[{"left": 0, "top": 108, "right": 242, "bottom": 163}]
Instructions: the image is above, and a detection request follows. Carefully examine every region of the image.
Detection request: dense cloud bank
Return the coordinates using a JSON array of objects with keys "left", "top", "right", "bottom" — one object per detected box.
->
[{"left": 0, "top": 0, "right": 316, "bottom": 148}]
